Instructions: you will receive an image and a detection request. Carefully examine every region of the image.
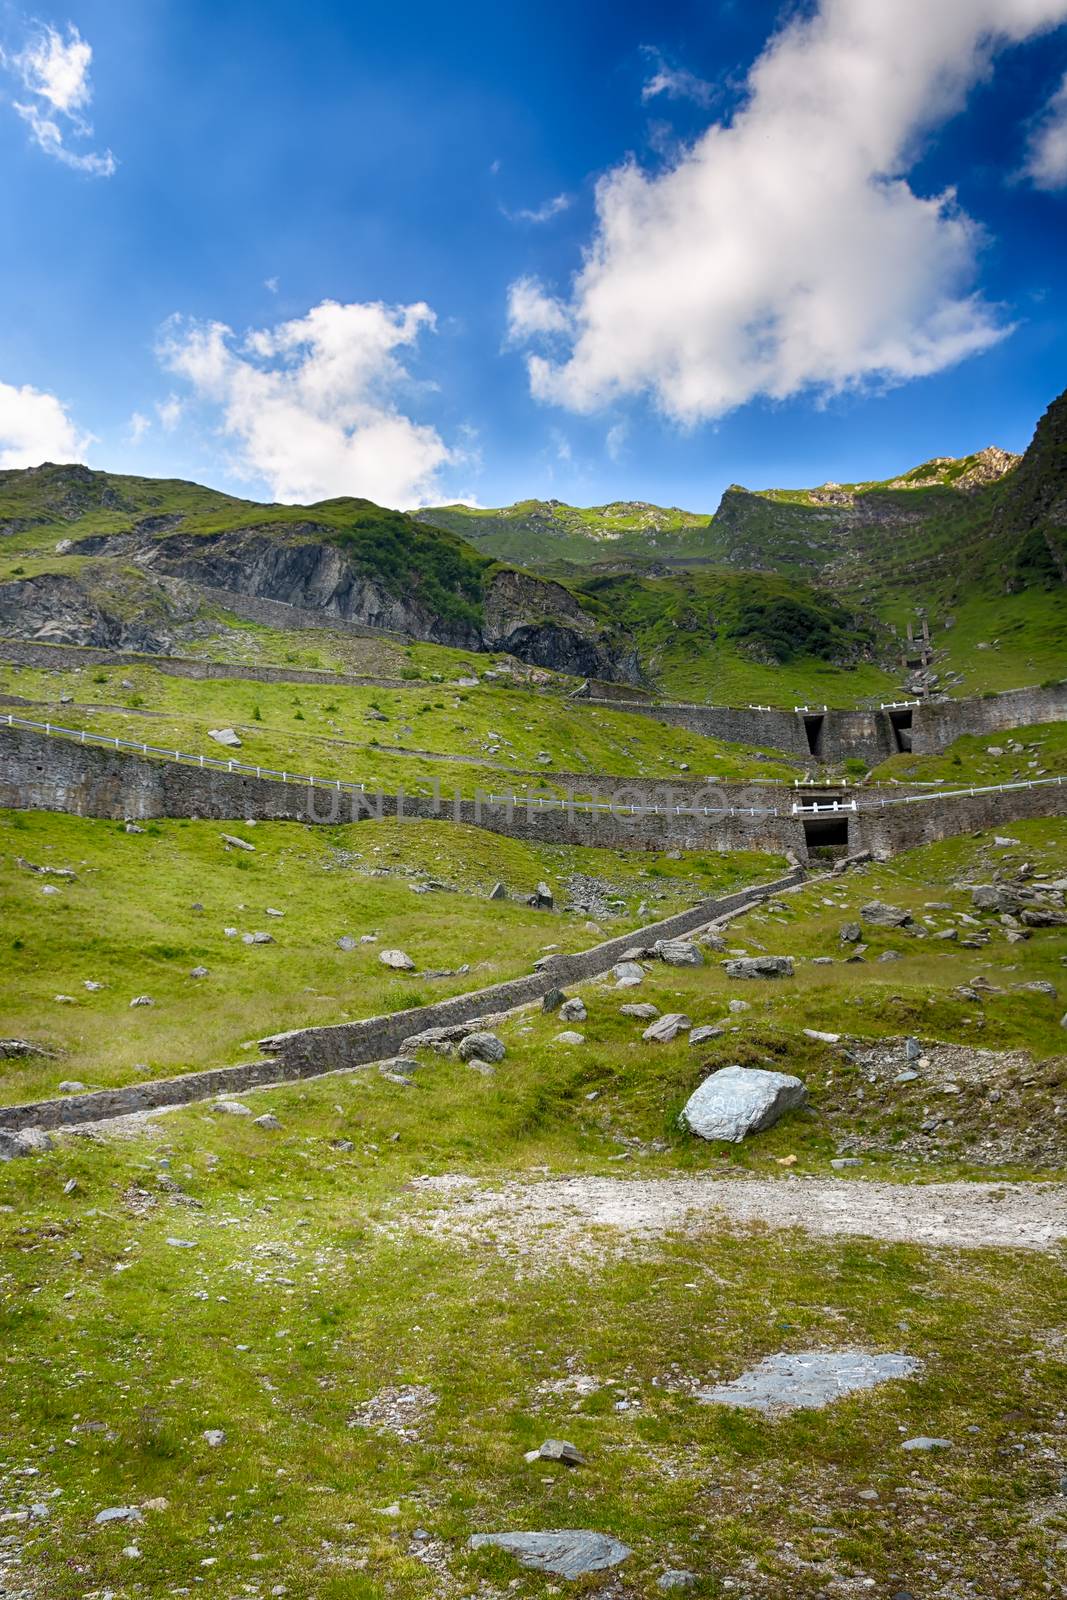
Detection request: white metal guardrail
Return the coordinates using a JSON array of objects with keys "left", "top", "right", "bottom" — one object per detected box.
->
[{"left": 2, "top": 712, "right": 1064, "bottom": 821}]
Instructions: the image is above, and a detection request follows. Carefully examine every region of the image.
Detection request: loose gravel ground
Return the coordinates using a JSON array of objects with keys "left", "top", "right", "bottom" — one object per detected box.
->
[{"left": 400, "top": 1172, "right": 1067, "bottom": 1260}]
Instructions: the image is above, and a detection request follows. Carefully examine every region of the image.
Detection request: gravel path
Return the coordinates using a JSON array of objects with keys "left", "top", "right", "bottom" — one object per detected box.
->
[{"left": 403, "top": 1173, "right": 1067, "bottom": 1257}]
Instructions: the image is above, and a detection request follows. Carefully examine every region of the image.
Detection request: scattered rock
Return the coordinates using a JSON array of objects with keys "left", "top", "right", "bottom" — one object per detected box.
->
[
  {"left": 681, "top": 1065, "right": 807, "bottom": 1142},
  {"left": 901, "top": 1436, "right": 952, "bottom": 1451},
  {"left": 57, "top": 1080, "right": 87, "bottom": 1093},
  {"left": 189, "top": 966, "right": 209, "bottom": 979},
  {"left": 724, "top": 955, "right": 794, "bottom": 980},
  {"left": 467, "top": 1530, "right": 632, "bottom": 1579},
  {"left": 337, "top": 936, "right": 357, "bottom": 952},
  {"left": 129, "top": 995, "right": 154, "bottom": 1008},
  {"left": 379, "top": 949, "right": 416, "bottom": 971},
  {"left": 860, "top": 901, "right": 912, "bottom": 927},
  {"left": 657, "top": 940, "right": 704, "bottom": 967},
  {"left": 208, "top": 728, "right": 242, "bottom": 748},
  {"left": 689, "top": 1025, "right": 725, "bottom": 1044},
  {"left": 95, "top": 1506, "right": 143, "bottom": 1526},
  {"left": 213, "top": 1100, "right": 252, "bottom": 1117},
  {"left": 458, "top": 1032, "right": 505, "bottom": 1063},
  {"left": 612, "top": 961, "right": 645, "bottom": 987},
  {"left": 657, "top": 1571, "right": 696, "bottom": 1591},
  {"left": 203, "top": 1429, "right": 226, "bottom": 1447},
  {"left": 804, "top": 1029, "right": 840, "bottom": 1043},
  {"left": 559, "top": 998, "right": 587, "bottom": 1023},
  {"left": 489, "top": 882, "right": 507, "bottom": 901},
  {"left": 555, "top": 1031, "right": 585, "bottom": 1045},
  {"left": 620, "top": 1002, "right": 658, "bottom": 1020},
  {"left": 839, "top": 922, "right": 862, "bottom": 943},
  {"left": 523, "top": 1439, "right": 586, "bottom": 1467},
  {"left": 253, "top": 1114, "right": 281, "bottom": 1130},
  {"left": 243, "top": 931, "right": 274, "bottom": 945},
  {"left": 220, "top": 833, "right": 255, "bottom": 852},
  {"left": 642, "top": 1013, "right": 692, "bottom": 1043},
  {"left": 0, "top": 1128, "right": 53, "bottom": 1161}
]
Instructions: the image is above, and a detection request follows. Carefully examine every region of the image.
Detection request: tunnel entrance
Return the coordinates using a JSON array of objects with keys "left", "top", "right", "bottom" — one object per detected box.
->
[
  {"left": 803, "top": 714, "right": 826, "bottom": 758},
  {"left": 802, "top": 814, "right": 851, "bottom": 849},
  {"left": 888, "top": 708, "right": 913, "bottom": 753}
]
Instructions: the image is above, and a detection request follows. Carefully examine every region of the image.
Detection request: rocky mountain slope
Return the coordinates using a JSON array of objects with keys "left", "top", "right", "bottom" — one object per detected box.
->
[{"left": 0, "top": 466, "right": 637, "bottom": 681}]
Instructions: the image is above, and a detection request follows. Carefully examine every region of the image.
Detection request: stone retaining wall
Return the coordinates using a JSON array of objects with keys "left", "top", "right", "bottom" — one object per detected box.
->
[
  {"left": 0, "top": 869, "right": 805, "bottom": 1132},
  {"left": 850, "top": 780, "right": 1067, "bottom": 855},
  {"left": 0, "top": 725, "right": 809, "bottom": 854},
  {"left": 910, "top": 684, "right": 1067, "bottom": 753},
  {"left": 582, "top": 682, "right": 1067, "bottom": 762}
]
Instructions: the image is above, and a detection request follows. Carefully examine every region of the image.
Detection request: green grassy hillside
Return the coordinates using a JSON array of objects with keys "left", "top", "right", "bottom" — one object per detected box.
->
[{"left": 417, "top": 497, "right": 716, "bottom": 568}]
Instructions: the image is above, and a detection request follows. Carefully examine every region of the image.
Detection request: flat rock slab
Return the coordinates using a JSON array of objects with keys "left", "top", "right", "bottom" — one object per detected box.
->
[
  {"left": 681, "top": 1065, "right": 807, "bottom": 1142},
  {"left": 697, "top": 1349, "right": 920, "bottom": 1413},
  {"left": 468, "top": 1530, "right": 632, "bottom": 1578}
]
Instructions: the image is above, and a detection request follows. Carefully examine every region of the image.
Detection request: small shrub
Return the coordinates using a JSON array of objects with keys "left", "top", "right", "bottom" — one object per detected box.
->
[{"left": 252, "top": 705, "right": 262, "bottom": 721}]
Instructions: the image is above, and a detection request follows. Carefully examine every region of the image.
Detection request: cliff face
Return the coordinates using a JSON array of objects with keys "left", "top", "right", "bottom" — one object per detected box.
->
[
  {"left": 113, "top": 525, "right": 485, "bottom": 648},
  {"left": 992, "top": 389, "right": 1067, "bottom": 587},
  {"left": 481, "top": 569, "right": 640, "bottom": 681}
]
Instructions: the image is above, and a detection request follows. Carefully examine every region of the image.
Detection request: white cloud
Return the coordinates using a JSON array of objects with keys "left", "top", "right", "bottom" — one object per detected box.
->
[
  {"left": 605, "top": 420, "right": 629, "bottom": 461},
  {"left": 512, "top": 0, "right": 1067, "bottom": 423},
  {"left": 640, "top": 47, "right": 715, "bottom": 108},
  {"left": 503, "top": 192, "right": 572, "bottom": 225},
  {"left": 506, "top": 275, "right": 573, "bottom": 341},
  {"left": 156, "top": 394, "right": 184, "bottom": 432},
  {"left": 0, "top": 378, "right": 91, "bottom": 468},
  {"left": 4, "top": 23, "right": 115, "bottom": 175},
  {"left": 1024, "top": 71, "right": 1067, "bottom": 186},
  {"left": 158, "top": 298, "right": 454, "bottom": 508},
  {"left": 264, "top": 276, "right": 279, "bottom": 294},
  {"left": 127, "top": 411, "right": 151, "bottom": 445}
]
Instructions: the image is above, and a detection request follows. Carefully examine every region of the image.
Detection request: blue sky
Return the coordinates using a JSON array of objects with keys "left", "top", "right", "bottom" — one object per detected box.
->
[{"left": 1, "top": 0, "right": 1066, "bottom": 512}]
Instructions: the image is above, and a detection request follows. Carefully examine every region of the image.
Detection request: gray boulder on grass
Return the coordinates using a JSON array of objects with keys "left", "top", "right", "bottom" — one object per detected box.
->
[
  {"left": 642, "top": 1013, "right": 691, "bottom": 1043},
  {"left": 458, "top": 1032, "right": 505, "bottom": 1063},
  {"left": 0, "top": 1127, "right": 53, "bottom": 1161},
  {"left": 724, "top": 955, "right": 794, "bottom": 979},
  {"left": 859, "top": 901, "right": 912, "bottom": 927},
  {"left": 559, "top": 997, "right": 586, "bottom": 1023},
  {"left": 680, "top": 1065, "right": 807, "bottom": 1142},
  {"left": 656, "top": 939, "right": 704, "bottom": 967}
]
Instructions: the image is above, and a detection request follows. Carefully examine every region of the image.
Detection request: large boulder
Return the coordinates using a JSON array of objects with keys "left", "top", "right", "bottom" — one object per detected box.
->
[
  {"left": 0, "top": 1127, "right": 53, "bottom": 1161},
  {"left": 723, "top": 955, "right": 794, "bottom": 980},
  {"left": 859, "top": 901, "right": 912, "bottom": 928},
  {"left": 379, "top": 949, "right": 416, "bottom": 971},
  {"left": 656, "top": 940, "right": 704, "bottom": 968},
  {"left": 458, "top": 1032, "right": 506, "bottom": 1063},
  {"left": 680, "top": 1065, "right": 807, "bottom": 1142}
]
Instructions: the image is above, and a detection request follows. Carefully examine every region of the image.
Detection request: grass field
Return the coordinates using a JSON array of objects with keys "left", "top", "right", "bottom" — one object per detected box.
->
[
  {"left": 0, "top": 808, "right": 784, "bottom": 1105},
  {"left": 0, "top": 821, "right": 1064, "bottom": 1598},
  {"left": 0, "top": 657, "right": 801, "bottom": 792}
]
